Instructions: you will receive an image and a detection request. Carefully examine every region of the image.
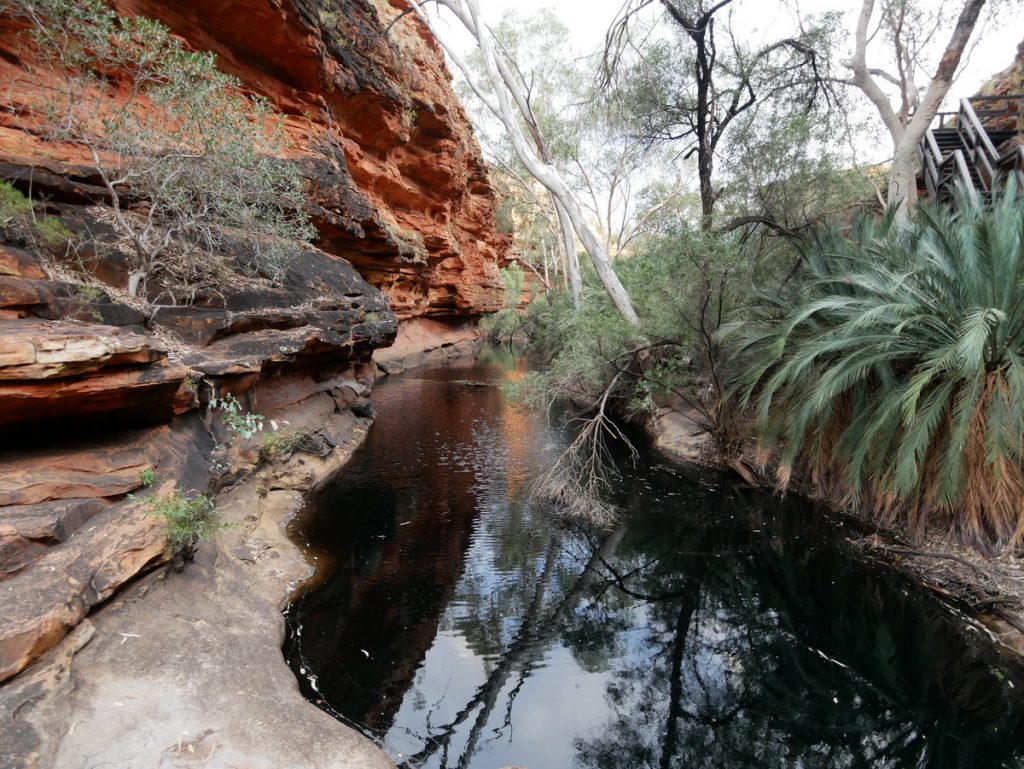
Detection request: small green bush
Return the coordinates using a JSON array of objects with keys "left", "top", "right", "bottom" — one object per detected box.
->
[
  {"left": 211, "top": 393, "right": 265, "bottom": 440},
  {"left": 260, "top": 427, "right": 309, "bottom": 459},
  {"left": 34, "top": 216, "right": 73, "bottom": 252},
  {"left": 144, "top": 491, "right": 223, "bottom": 556},
  {"left": 0, "top": 181, "right": 76, "bottom": 255},
  {"left": 0, "top": 181, "right": 32, "bottom": 226}
]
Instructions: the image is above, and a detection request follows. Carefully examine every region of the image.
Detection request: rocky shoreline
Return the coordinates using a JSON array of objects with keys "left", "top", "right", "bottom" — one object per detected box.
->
[
  {"left": 1, "top": 407, "right": 395, "bottom": 769},
  {"left": 0, "top": 1, "right": 512, "bottom": 763},
  {"left": 651, "top": 405, "right": 1024, "bottom": 657},
  {"left": 0, "top": 320, "right": 496, "bottom": 769}
]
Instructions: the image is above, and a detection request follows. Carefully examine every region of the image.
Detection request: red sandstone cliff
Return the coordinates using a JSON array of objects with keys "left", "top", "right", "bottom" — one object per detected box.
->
[
  {"left": 977, "top": 37, "right": 1024, "bottom": 98},
  {"left": 0, "top": 0, "right": 508, "bottom": 714},
  {"left": 0, "top": 0, "right": 508, "bottom": 321}
]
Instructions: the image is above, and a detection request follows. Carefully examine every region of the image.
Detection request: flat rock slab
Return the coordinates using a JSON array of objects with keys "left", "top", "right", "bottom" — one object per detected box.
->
[
  {"left": 0, "top": 498, "right": 108, "bottom": 543},
  {"left": 0, "top": 320, "right": 164, "bottom": 380},
  {"left": 0, "top": 498, "right": 108, "bottom": 579},
  {"left": 0, "top": 416, "right": 394, "bottom": 769},
  {"left": 0, "top": 244, "right": 45, "bottom": 279},
  {"left": 0, "top": 359, "right": 188, "bottom": 427},
  {"left": 0, "top": 444, "right": 149, "bottom": 507},
  {"left": 655, "top": 408, "right": 713, "bottom": 463}
]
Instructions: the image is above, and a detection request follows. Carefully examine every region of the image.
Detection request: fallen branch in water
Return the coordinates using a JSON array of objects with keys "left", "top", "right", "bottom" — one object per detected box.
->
[{"left": 534, "top": 371, "right": 636, "bottom": 526}]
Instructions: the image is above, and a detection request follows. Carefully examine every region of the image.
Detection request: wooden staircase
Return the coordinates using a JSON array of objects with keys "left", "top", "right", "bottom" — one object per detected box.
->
[{"left": 918, "top": 95, "right": 1024, "bottom": 204}]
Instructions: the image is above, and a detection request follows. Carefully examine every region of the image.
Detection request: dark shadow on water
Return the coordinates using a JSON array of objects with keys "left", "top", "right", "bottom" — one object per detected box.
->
[{"left": 284, "top": 349, "right": 1024, "bottom": 769}]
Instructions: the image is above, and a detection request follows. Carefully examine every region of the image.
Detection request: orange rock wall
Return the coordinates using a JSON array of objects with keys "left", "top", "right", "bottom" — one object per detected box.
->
[{"left": 0, "top": 0, "right": 508, "bottom": 320}]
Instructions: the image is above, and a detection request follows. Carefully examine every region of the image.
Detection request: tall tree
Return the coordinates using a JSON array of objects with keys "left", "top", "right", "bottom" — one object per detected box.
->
[
  {"left": 605, "top": 0, "right": 829, "bottom": 231},
  {"left": 466, "top": 11, "right": 688, "bottom": 302},
  {"left": 455, "top": 9, "right": 586, "bottom": 306},
  {"left": 843, "top": 0, "right": 987, "bottom": 219},
  {"left": 403, "top": 0, "right": 641, "bottom": 325}
]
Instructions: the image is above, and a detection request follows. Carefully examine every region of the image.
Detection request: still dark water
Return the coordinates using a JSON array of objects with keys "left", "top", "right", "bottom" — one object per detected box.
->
[{"left": 285, "top": 348, "right": 1024, "bottom": 769}]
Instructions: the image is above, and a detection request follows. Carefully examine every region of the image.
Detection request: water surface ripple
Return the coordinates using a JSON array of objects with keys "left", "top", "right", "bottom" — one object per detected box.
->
[{"left": 285, "top": 347, "right": 1024, "bottom": 768}]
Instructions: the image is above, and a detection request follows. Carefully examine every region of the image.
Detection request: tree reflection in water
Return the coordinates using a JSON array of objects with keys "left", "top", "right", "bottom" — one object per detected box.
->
[{"left": 285, "top": 351, "right": 1024, "bottom": 769}]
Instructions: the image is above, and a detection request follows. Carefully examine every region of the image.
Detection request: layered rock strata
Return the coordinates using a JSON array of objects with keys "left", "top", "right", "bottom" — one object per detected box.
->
[
  {"left": 0, "top": 0, "right": 508, "bottom": 323},
  {"left": 0, "top": 1, "right": 507, "bottom": 766}
]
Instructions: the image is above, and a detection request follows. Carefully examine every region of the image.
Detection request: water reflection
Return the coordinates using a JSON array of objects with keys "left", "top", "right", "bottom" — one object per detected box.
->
[{"left": 285, "top": 349, "right": 1024, "bottom": 769}]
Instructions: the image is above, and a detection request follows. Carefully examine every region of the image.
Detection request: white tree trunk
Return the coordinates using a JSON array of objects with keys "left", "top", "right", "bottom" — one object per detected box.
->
[
  {"left": 408, "top": 0, "right": 640, "bottom": 326},
  {"left": 555, "top": 199, "right": 582, "bottom": 308},
  {"left": 888, "top": 144, "right": 919, "bottom": 214}
]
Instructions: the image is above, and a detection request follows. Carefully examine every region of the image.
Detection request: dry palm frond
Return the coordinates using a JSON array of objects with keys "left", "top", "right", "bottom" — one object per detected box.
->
[{"left": 726, "top": 184, "right": 1024, "bottom": 553}]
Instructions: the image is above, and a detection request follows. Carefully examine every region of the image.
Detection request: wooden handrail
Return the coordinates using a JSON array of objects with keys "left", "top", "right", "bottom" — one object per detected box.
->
[
  {"left": 925, "top": 130, "right": 943, "bottom": 162},
  {"left": 968, "top": 94, "right": 1024, "bottom": 102},
  {"left": 918, "top": 127, "right": 946, "bottom": 200},
  {"left": 919, "top": 95, "right": 1024, "bottom": 202}
]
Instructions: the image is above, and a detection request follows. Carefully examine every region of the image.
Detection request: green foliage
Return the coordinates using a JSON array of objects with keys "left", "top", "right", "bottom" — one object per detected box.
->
[
  {"left": 494, "top": 196, "right": 516, "bottom": 234},
  {"left": 518, "top": 222, "right": 767, "bottom": 418},
  {"left": 480, "top": 309, "right": 522, "bottom": 342},
  {"left": 143, "top": 491, "right": 222, "bottom": 556},
  {"left": 34, "top": 216, "right": 73, "bottom": 251},
  {"left": 0, "top": 181, "right": 32, "bottom": 226},
  {"left": 500, "top": 263, "right": 525, "bottom": 308},
  {"left": 211, "top": 393, "right": 265, "bottom": 440},
  {"left": 260, "top": 428, "right": 309, "bottom": 459},
  {"left": 9, "top": 0, "right": 315, "bottom": 297},
  {"left": 139, "top": 467, "right": 155, "bottom": 487},
  {"left": 720, "top": 110, "right": 875, "bottom": 234},
  {"left": 516, "top": 286, "right": 644, "bottom": 408},
  {"left": 617, "top": 226, "right": 737, "bottom": 342},
  {"left": 481, "top": 264, "right": 530, "bottom": 341},
  {"left": 0, "top": 181, "right": 77, "bottom": 255},
  {"left": 726, "top": 187, "right": 1024, "bottom": 553}
]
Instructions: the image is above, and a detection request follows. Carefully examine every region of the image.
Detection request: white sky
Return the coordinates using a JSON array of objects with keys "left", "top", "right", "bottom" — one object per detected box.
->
[
  {"left": 440, "top": 0, "right": 1023, "bottom": 95},
  {"left": 427, "top": 0, "right": 1024, "bottom": 163}
]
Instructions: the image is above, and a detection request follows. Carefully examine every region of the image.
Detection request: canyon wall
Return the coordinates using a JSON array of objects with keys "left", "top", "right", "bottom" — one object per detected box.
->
[
  {"left": 0, "top": 2, "right": 506, "bottom": 765},
  {"left": 0, "top": 0, "right": 508, "bottom": 323}
]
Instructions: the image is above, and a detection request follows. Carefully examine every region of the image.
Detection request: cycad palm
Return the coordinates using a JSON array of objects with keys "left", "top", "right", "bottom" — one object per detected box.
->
[{"left": 728, "top": 185, "right": 1024, "bottom": 553}]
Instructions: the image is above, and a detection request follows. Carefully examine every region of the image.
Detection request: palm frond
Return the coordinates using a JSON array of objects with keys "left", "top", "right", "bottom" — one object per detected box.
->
[{"left": 727, "top": 191, "right": 1024, "bottom": 553}]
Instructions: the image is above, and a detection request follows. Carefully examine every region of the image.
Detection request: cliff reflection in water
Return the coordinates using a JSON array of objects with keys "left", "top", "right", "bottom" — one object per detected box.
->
[{"left": 285, "top": 348, "right": 1024, "bottom": 769}]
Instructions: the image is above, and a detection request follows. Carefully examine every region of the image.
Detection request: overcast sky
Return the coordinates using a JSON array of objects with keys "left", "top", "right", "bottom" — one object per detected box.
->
[
  {"left": 426, "top": 0, "right": 1024, "bottom": 164},
  {"left": 436, "top": 0, "right": 1023, "bottom": 95}
]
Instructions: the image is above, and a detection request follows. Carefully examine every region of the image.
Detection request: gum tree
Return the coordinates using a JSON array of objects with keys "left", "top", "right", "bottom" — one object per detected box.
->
[
  {"left": 842, "top": 0, "right": 987, "bottom": 220},
  {"left": 404, "top": 0, "right": 641, "bottom": 326}
]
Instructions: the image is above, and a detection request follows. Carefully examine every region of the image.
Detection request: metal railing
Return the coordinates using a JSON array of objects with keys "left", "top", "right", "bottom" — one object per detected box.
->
[
  {"left": 918, "top": 94, "right": 1024, "bottom": 202},
  {"left": 958, "top": 97, "right": 999, "bottom": 189}
]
